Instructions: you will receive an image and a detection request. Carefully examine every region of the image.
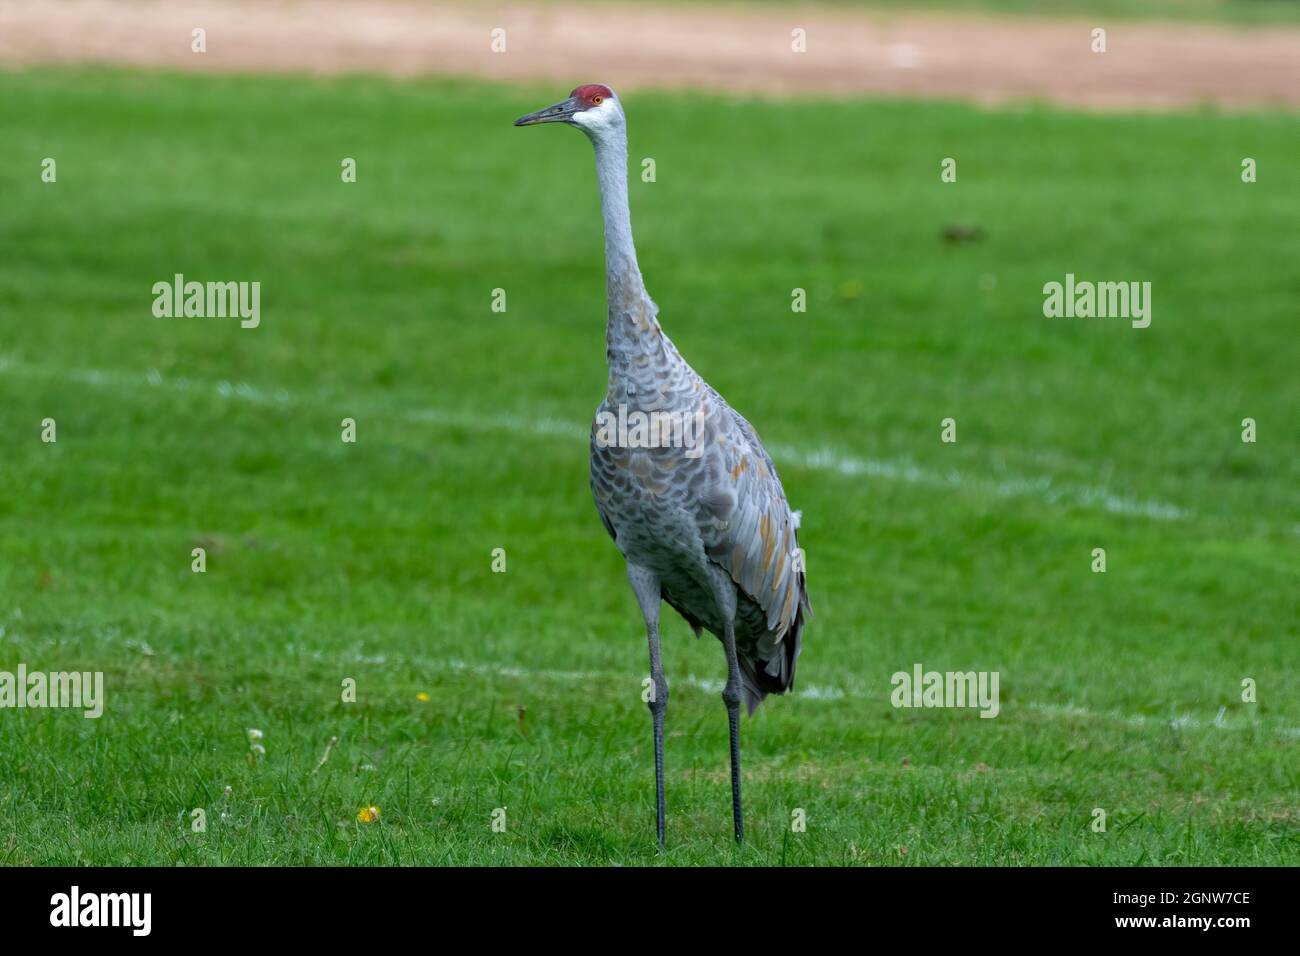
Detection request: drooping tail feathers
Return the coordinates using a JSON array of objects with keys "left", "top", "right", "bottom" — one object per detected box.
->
[{"left": 739, "top": 571, "right": 809, "bottom": 715}]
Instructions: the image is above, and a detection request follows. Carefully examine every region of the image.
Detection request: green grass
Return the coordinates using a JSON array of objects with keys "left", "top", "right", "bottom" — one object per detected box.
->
[{"left": 0, "top": 69, "right": 1297, "bottom": 865}]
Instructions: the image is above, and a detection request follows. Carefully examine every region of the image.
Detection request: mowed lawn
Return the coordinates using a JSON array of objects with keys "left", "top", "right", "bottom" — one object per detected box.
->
[{"left": 0, "top": 70, "right": 1296, "bottom": 865}]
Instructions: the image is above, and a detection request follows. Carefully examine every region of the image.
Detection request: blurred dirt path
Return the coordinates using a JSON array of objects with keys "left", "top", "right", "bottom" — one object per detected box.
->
[{"left": 2, "top": 0, "right": 1298, "bottom": 110}]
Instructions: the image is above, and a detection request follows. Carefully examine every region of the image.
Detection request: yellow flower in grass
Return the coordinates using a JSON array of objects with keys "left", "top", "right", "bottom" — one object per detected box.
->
[
  {"left": 416, "top": 692, "right": 430, "bottom": 702},
  {"left": 357, "top": 805, "right": 381, "bottom": 823}
]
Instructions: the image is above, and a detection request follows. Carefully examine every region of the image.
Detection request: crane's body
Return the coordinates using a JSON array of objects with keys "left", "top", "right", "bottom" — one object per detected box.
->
[
  {"left": 517, "top": 84, "right": 809, "bottom": 845},
  {"left": 591, "top": 333, "right": 806, "bottom": 714}
]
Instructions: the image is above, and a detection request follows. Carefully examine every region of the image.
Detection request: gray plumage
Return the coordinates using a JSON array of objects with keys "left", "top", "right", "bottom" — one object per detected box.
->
[
  {"left": 517, "top": 83, "right": 810, "bottom": 845},
  {"left": 590, "top": 324, "right": 810, "bottom": 715}
]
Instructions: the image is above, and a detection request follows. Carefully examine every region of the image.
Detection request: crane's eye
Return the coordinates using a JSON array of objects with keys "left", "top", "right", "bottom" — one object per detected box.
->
[{"left": 592, "top": 95, "right": 603, "bottom": 105}]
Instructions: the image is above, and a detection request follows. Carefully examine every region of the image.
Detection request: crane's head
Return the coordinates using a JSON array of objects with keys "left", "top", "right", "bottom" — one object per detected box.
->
[{"left": 514, "top": 84, "right": 623, "bottom": 140}]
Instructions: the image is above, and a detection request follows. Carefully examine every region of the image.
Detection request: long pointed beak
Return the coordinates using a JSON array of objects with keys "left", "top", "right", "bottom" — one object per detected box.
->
[{"left": 515, "top": 96, "right": 580, "bottom": 126}]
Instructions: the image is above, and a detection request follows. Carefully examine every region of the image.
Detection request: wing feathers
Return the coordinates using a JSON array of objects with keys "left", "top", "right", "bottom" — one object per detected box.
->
[{"left": 702, "top": 399, "right": 808, "bottom": 649}]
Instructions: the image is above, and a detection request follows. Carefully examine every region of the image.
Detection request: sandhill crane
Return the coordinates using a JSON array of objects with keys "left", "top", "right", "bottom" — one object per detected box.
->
[{"left": 516, "top": 85, "right": 810, "bottom": 846}]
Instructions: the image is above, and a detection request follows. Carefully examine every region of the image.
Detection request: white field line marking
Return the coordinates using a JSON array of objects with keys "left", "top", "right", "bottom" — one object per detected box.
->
[
  {"left": 1, "top": 357, "right": 1188, "bottom": 521},
  {"left": 295, "top": 644, "right": 1292, "bottom": 737},
  {"left": 770, "top": 444, "right": 1185, "bottom": 520},
  {"left": 347, "top": 652, "right": 1291, "bottom": 737},
  {"left": 19, "top": 618, "right": 1291, "bottom": 736}
]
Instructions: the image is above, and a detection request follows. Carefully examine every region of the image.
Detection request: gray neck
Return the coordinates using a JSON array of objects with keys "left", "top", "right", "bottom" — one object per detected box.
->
[
  {"left": 591, "top": 127, "right": 660, "bottom": 365},
  {"left": 592, "top": 126, "right": 642, "bottom": 298}
]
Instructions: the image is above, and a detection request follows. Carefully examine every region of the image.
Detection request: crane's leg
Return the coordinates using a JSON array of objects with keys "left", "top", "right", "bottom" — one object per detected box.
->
[
  {"left": 627, "top": 563, "right": 667, "bottom": 849},
  {"left": 721, "top": 618, "right": 744, "bottom": 844},
  {"left": 708, "top": 568, "right": 744, "bottom": 844}
]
